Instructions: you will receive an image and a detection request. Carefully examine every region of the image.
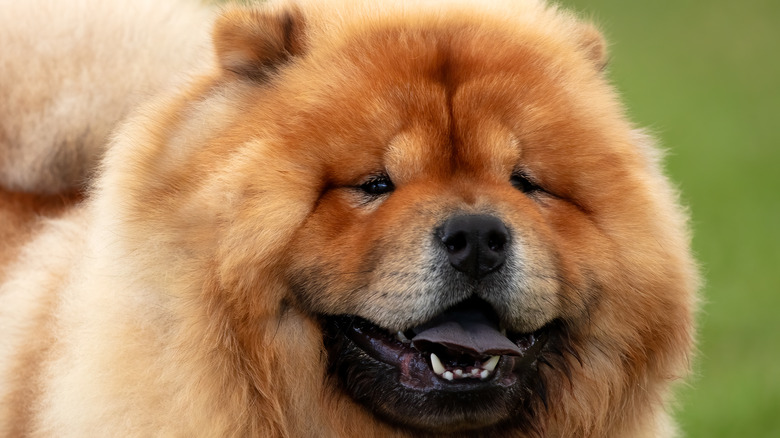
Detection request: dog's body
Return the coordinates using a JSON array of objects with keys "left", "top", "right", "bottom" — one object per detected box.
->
[{"left": 0, "top": 0, "right": 697, "bottom": 436}]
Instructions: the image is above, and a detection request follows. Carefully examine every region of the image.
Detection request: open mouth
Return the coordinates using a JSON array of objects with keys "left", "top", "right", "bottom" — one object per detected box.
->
[{"left": 322, "top": 297, "right": 553, "bottom": 432}]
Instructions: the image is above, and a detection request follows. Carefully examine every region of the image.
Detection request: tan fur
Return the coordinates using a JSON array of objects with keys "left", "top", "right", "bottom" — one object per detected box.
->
[{"left": 0, "top": 0, "right": 698, "bottom": 436}]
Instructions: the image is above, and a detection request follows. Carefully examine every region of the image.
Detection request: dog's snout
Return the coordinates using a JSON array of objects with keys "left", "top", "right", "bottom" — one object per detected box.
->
[{"left": 437, "top": 214, "right": 509, "bottom": 280}]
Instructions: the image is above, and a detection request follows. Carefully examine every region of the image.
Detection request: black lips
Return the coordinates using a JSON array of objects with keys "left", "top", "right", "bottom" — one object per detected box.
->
[{"left": 321, "top": 297, "right": 553, "bottom": 432}]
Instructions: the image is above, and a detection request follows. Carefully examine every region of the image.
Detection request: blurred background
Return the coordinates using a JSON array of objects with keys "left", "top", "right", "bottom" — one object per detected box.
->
[{"left": 558, "top": 0, "right": 780, "bottom": 436}]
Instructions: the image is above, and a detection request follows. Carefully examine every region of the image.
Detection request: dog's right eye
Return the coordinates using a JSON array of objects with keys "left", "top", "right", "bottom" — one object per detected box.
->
[{"left": 358, "top": 175, "right": 395, "bottom": 197}]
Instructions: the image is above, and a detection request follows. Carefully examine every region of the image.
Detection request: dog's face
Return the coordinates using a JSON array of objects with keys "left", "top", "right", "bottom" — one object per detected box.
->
[
  {"left": 268, "top": 19, "right": 686, "bottom": 433},
  {"left": 277, "top": 32, "right": 590, "bottom": 433},
  {"left": 111, "top": 2, "right": 696, "bottom": 435}
]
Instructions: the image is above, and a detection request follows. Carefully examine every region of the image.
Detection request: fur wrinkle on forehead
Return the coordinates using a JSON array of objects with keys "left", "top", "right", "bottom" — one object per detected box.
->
[{"left": 268, "top": 0, "right": 605, "bottom": 68}]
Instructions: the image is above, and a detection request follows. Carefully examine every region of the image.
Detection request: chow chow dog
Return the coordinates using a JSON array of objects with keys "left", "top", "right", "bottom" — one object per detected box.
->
[{"left": 0, "top": 0, "right": 698, "bottom": 436}]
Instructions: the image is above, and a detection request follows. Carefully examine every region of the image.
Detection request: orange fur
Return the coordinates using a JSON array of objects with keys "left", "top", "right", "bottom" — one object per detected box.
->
[{"left": 0, "top": 0, "right": 697, "bottom": 436}]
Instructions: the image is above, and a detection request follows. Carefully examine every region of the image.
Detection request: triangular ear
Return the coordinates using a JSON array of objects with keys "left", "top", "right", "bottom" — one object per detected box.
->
[
  {"left": 576, "top": 22, "right": 609, "bottom": 72},
  {"left": 213, "top": 6, "right": 306, "bottom": 80}
]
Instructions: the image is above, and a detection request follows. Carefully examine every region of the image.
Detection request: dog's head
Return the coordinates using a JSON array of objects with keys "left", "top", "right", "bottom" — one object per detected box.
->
[{"left": 106, "top": 1, "right": 697, "bottom": 435}]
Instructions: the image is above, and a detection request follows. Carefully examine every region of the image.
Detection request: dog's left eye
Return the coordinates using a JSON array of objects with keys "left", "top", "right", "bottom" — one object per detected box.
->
[
  {"left": 510, "top": 171, "right": 542, "bottom": 194},
  {"left": 359, "top": 175, "right": 395, "bottom": 196}
]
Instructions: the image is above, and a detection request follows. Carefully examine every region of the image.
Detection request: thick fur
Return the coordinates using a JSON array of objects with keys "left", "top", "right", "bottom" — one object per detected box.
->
[
  {"left": 0, "top": 0, "right": 213, "bottom": 193},
  {"left": 0, "top": 0, "right": 698, "bottom": 437}
]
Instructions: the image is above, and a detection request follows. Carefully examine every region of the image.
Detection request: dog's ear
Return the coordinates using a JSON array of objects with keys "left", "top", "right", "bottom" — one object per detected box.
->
[
  {"left": 576, "top": 22, "right": 609, "bottom": 72},
  {"left": 213, "top": 6, "right": 306, "bottom": 80}
]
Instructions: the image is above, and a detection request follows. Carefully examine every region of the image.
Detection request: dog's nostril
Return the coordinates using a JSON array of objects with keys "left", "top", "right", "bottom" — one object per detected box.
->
[
  {"left": 437, "top": 214, "right": 510, "bottom": 280},
  {"left": 487, "top": 231, "right": 507, "bottom": 252},
  {"left": 443, "top": 232, "right": 468, "bottom": 254}
]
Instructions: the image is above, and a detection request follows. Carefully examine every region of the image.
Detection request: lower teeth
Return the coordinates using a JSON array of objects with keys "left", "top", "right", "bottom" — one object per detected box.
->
[{"left": 429, "top": 353, "right": 500, "bottom": 380}]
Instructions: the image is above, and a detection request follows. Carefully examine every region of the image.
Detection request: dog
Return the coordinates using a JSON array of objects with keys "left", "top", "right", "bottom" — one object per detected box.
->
[{"left": 0, "top": 0, "right": 698, "bottom": 436}]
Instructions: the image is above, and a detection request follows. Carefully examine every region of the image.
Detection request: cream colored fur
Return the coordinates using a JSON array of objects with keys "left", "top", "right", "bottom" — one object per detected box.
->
[{"left": 0, "top": 0, "right": 214, "bottom": 193}]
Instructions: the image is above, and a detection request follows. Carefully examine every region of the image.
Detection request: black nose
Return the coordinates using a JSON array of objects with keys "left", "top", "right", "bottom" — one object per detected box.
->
[{"left": 437, "top": 214, "right": 509, "bottom": 280}]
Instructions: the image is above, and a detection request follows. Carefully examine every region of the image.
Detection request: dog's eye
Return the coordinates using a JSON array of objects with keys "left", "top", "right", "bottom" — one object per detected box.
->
[
  {"left": 510, "top": 171, "right": 542, "bottom": 193},
  {"left": 359, "top": 175, "right": 395, "bottom": 196}
]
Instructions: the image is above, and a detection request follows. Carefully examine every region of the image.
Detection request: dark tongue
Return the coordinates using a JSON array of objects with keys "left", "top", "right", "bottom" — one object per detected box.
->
[{"left": 410, "top": 305, "right": 522, "bottom": 357}]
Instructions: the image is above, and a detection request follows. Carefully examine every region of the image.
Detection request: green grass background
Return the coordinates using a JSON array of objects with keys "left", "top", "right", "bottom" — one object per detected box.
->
[{"left": 557, "top": 0, "right": 780, "bottom": 436}]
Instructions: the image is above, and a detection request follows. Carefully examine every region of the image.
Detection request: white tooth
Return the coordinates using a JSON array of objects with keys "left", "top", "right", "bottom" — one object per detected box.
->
[
  {"left": 471, "top": 368, "right": 480, "bottom": 376},
  {"left": 454, "top": 369, "right": 464, "bottom": 377},
  {"left": 480, "top": 369, "right": 489, "bottom": 379},
  {"left": 396, "top": 331, "right": 410, "bottom": 343},
  {"left": 430, "top": 353, "right": 445, "bottom": 375},
  {"left": 443, "top": 371, "right": 454, "bottom": 381},
  {"left": 483, "top": 356, "right": 500, "bottom": 372}
]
